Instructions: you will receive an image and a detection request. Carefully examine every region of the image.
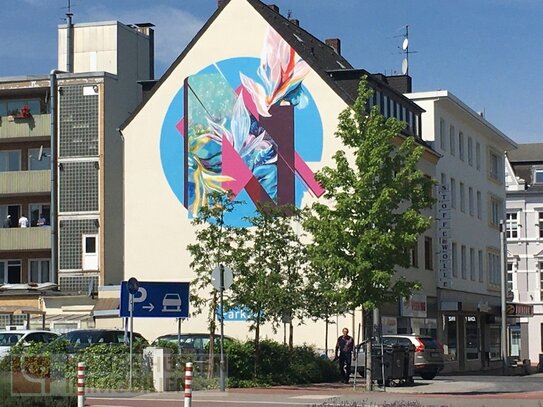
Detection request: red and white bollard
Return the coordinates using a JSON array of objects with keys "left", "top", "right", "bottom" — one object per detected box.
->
[
  {"left": 184, "top": 362, "right": 193, "bottom": 407},
  {"left": 77, "top": 362, "right": 85, "bottom": 407}
]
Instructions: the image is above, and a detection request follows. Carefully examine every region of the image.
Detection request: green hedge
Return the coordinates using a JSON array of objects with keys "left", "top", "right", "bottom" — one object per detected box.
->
[{"left": 225, "top": 339, "right": 340, "bottom": 387}]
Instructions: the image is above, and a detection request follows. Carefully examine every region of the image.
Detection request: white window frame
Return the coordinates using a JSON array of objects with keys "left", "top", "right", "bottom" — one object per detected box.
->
[
  {"left": 506, "top": 212, "right": 519, "bottom": 239},
  {"left": 29, "top": 259, "right": 51, "bottom": 283}
]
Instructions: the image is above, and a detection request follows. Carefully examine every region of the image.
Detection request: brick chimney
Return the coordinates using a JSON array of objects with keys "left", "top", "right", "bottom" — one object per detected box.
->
[
  {"left": 218, "top": 0, "right": 229, "bottom": 8},
  {"left": 268, "top": 4, "right": 280, "bottom": 13},
  {"left": 325, "top": 38, "right": 341, "bottom": 55},
  {"left": 289, "top": 19, "right": 300, "bottom": 26}
]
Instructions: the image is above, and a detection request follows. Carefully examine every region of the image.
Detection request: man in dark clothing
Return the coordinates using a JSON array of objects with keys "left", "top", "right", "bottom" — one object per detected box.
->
[{"left": 335, "top": 327, "right": 354, "bottom": 384}]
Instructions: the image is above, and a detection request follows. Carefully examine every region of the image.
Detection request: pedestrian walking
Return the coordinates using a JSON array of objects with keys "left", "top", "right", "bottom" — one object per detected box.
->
[{"left": 335, "top": 327, "right": 354, "bottom": 384}]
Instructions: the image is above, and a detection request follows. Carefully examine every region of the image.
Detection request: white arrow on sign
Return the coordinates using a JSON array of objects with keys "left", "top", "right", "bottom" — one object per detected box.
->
[{"left": 142, "top": 303, "right": 154, "bottom": 312}]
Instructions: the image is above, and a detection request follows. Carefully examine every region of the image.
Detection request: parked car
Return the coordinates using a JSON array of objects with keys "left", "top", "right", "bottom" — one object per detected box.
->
[
  {"left": 0, "top": 330, "right": 59, "bottom": 359},
  {"left": 352, "top": 334, "right": 444, "bottom": 380},
  {"left": 151, "top": 333, "right": 233, "bottom": 355},
  {"left": 55, "top": 329, "right": 148, "bottom": 351}
]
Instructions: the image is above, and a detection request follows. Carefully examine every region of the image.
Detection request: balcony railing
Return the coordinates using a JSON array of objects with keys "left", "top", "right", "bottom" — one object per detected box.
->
[
  {"left": 0, "top": 170, "right": 50, "bottom": 195},
  {"left": 0, "top": 227, "right": 51, "bottom": 251},
  {"left": 0, "top": 113, "right": 50, "bottom": 140}
]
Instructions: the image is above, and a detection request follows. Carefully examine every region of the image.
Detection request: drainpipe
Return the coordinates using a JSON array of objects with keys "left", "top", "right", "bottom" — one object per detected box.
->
[{"left": 50, "top": 70, "right": 65, "bottom": 287}]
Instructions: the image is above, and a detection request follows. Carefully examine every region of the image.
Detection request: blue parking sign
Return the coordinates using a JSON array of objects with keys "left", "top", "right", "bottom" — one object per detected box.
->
[{"left": 120, "top": 281, "right": 190, "bottom": 318}]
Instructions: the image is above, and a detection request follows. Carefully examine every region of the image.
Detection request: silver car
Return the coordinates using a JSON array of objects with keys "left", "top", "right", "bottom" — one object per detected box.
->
[{"left": 352, "top": 334, "right": 444, "bottom": 380}]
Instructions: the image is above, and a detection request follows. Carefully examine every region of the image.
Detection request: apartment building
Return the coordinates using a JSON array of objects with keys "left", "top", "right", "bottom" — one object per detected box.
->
[
  {"left": 0, "top": 19, "right": 154, "bottom": 330},
  {"left": 505, "top": 143, "right": 543, "bottom": 364},
  {"left": 407, "top": 91, "right": 517, "bottom": 372}
]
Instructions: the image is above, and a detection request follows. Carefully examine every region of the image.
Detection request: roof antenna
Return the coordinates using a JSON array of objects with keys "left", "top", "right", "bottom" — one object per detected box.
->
[
  {"left": 397, "top": 25, "right": 417, "bottom": 76},
  {"left": 286, "top": 9, "right": 292, "bottom": 19}
]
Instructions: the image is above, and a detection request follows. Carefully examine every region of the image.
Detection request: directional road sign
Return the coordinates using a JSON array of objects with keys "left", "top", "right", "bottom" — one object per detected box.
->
[{"left": 120, "top": 281, "right": 189, "bottom": 318}]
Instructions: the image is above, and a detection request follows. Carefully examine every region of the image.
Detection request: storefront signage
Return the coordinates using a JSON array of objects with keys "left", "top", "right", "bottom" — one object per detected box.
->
[
  {"left": 506, "top": 303, "right": 534, "bottom": 317},
  {"left": 437, "top": 184, "right": 452, "bottom": 289},
  {"left": 401, "top": 294, "right": 427, "bottom": 318}
]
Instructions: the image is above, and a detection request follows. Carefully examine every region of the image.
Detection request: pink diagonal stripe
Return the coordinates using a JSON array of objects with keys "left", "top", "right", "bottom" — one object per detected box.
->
[
  {"left": 294, "top": 152, "right": 325, "bottom": 197},
  {"left": 222, "top": 137, "right": 254, "bottom": 195}
]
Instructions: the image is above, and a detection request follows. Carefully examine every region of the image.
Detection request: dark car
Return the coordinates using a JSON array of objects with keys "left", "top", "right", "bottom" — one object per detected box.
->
[
  {"left": 352, "top": 334, "right": 445, "bottom": 380},
  {"left": 57, "top": 329, "right": 148, "bottom": 350},
  {"left": 151, "top": 333, "right": 233, "bottom": 354}
]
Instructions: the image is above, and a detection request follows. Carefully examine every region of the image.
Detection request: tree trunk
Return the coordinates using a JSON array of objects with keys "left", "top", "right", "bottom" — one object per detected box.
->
[
  {"left": 254, "top": 312, "right": 261, "bottom": 378},
  {"left": 325, "top": 317, "right": 329, "bottom": 357},
  {"left": 207, "top": 292, "right": 218, "bottom": 379},
  {"left": 365, "top": 309, "right": 373, "bottom": 391},
  {"left": 289, "top": 321, "right": 293, "bottom": 350}
]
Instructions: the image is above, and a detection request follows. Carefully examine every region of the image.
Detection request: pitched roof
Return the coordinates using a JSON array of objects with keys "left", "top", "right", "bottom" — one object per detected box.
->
[
  {"left": 121, "top": 0, "right": 425, "bottom": 140},
  {"left": 507, "top": 143, "right": 543, "bottom": 163}
]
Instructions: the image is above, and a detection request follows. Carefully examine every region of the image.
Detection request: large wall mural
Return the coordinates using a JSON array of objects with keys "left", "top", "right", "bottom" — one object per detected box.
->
[{"left": 160, "top": 27, "right": 324, "bottom": 225}]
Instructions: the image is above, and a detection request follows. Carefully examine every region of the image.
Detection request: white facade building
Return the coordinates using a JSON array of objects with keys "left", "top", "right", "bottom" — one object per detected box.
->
[
  {"left": 407, "top": 91, "right": 517, "bottom": 372},
  {"left": 505, "top": 144, "right": 543, "bottom": 366}
]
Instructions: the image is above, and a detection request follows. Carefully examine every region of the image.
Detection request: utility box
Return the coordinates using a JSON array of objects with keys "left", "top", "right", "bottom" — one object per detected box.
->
[{"left": 144, "top": 347, "right": 172, "bottom": 392}]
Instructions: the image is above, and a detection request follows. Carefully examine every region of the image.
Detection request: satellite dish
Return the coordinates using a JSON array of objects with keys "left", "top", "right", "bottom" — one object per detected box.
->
[
  {"left": 402, "top": 37, "right": 409, "bottom": 50},
  {"left": 401, "top": 58, "right": 408, "bottom": 75}
]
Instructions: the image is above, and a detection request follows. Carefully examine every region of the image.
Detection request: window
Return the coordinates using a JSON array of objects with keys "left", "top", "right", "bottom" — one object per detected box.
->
[
  {"left": 488, "top": 251, "right": 500, "bottom": 286},
  {"left": 489, "top": 196, "right": 502, "bottom": 227},
  {"left": 465, "top": 316, "right": 479, "bottom": 360},
  {"left": 424, "top": 237, "right": 433, "bottom": 270},
  {"left": 507, "top": 262, "right": 514, "bottom": 294},
  {"left": 0, "top": 98, "right": 42, "bottom": 117},
  {"left": 0, "top": 260, "right": 22, "bottom": 284},
  {"left": 459, "top": 131, "right": 465, "bottom": 161},
  {"left": 489, "top": 150, "right": 501, "bottom": 181},
  {"left": 468, "top": 137, "right": 473, "bottom": 166},
  {"left": 460, "top": 182, "right": 465, "bottom": 213},
  {"left": 383, "top": 95, "right": 388, "bottom": 116},
  {"left": 461, "top": 245, "right": 467, "bottom": 279},
  {"left": 440, "top": 172, "right": 447, "bottom": 187},
  {"left": 541, "top": 324, "right": 543, "bottom": 353},
  {"left": 535, "top": 169, "right": 543, "bottom": 184},
  {"left": 506, "top": 212, "right": 519, "bottom": 239},
  {"left": 539, "top": 212, "right": 543, "bottom": 238},
  {"left": 540, "top": 264, "right": 543, "bottom": 301},
  {"left": 451, "top": 178, "right": 456, "bottom": 209},
  {"left": 29, "top": 259, "right": 51, "bottom": 283},
  {"left": 470, "top": 248, "right": 475, "bottom": 281},
  {"left": 410, "top": 240, "right": 418, "bottom": 268},
  {"left": 449, "top": 125, "right": 455, "bottom": 156},
  {"left": 439, "top": 118, "right": 446, "bottom": 151},
  {"left": 477, "top": 191, "right": 482, "bottom": 219},
  {"left": 468, "top": 187, "right": 474, "bottom": 216},
  {"left": 478, "top": 250, "right": 484, "bottom": 282},
  {"left": 0, "top": 150, "right": 21, "bottom": 172},
  {"left": 28, "top": 148, "right": 51, "bottom": 171},
  {"left": 444, "top": 315, "right": 457, "bottom": 361},
  {"left": 452, "top": 242, "right": 458, "bottom": 277},
  {"left": 476, "top": 142, "right": 481, "bottom": 170},
  {"left": 29, "top": 203, "right": 50, "bottom": 227}
]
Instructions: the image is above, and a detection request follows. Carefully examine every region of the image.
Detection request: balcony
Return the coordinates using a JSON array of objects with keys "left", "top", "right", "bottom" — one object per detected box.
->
[
  {"left": 0, "top": 113, "right": 50, "bottom": 141},
  {"left": 0, "top": 170, "right": 50, "bottom": 195},
  {"left": 0, "top": 227, "right": 51, "bottom": 251}
]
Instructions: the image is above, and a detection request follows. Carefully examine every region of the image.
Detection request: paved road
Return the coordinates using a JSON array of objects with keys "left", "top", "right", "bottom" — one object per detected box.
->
[{"left": 86, "top": 374, "right": 543, "bottom": 407}]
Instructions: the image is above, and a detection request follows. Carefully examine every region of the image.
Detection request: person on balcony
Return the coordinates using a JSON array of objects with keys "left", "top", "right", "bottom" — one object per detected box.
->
[
  {"left": 37, "top": 214, "right": 47, "bottom": 226},
  {"left": 3, "top": 215, "right": 11, "bottom": 228},
  {"left": 18, "top": 214, "right": 29, "bottom": 228}
]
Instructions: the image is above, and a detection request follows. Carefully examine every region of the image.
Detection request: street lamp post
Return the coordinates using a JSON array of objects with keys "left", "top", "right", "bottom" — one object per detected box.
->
[{"left": 499, "top": 220, "right": 508, "bottom": 374}]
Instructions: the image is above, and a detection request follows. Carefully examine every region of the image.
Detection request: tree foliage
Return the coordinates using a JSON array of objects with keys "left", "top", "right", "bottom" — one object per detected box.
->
[{"left": 303, "top": 77, "right": 435, "bottom": 312}]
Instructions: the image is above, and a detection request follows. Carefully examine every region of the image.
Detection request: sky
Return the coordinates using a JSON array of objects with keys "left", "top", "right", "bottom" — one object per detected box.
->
[{"left": 1, "top": 0, "right": 541, "bottom": 144}]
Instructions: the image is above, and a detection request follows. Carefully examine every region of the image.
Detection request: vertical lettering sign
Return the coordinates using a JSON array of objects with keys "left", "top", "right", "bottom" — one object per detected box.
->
[{"left": 437, "top": 184, "right": 452, "bottom": 288}]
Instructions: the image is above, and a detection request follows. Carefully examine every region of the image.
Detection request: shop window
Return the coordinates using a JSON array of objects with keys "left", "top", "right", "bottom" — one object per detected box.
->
[
  {"left": 489, "top": 325, "right": 501, "bottom": 360},
  {"left": 444, "top": 315, "right": 457, "bottom": 361},
  {"left": 465, "top": 316, "right": 479, "bottom": 360}
]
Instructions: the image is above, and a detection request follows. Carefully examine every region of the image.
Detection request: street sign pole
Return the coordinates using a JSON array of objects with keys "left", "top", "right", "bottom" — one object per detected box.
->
[
  {"left": 126, "top": 277, "right": 139, "bottom": 391},
  {"left": 129, "top": 292, "right": 134, "bottom": 391},
  {"left": 219, "top": 264, "right": 225, "bottom": 392}
]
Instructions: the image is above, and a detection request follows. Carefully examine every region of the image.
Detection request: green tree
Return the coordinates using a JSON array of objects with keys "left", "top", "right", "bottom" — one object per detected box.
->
[
  {"left": 303, "top": 77, "right": 434, "bottom": 387},
  {"left": 187, "top": 191, "right": 241, "bottom": 378},
  {"left": 229, "top": 204, "right": 308, "bottom": 375}
]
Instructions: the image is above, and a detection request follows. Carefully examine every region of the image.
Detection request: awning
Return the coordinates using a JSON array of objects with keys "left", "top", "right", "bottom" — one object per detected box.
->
[{"left": 92, "top": 298, "right": 120, "bottom": 317}]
